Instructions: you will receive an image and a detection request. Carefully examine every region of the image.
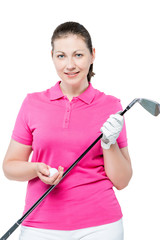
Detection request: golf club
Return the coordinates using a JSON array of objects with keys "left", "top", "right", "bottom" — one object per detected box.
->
[
  {"left": 121, "top": 98, "right": 160, "bottom": 116},
  {"left": 0, "top": 98, "right": 159, "bottom": 240}
]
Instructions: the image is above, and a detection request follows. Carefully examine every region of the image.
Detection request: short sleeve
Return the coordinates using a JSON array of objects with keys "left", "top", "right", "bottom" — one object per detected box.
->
[{"left": 11, "top": 95, "right": 33, "bottom": 145}]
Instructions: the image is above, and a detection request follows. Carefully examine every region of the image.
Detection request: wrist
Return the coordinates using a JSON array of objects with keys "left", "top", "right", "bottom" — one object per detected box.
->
[
  {"left": 32, "top": 162, "right": 39, "bottom": 176},
  {"left": 101, "top": 140, "right": 111, "bottom": 150},
  {"left": 103, "top": 142, "right": 117, "bottom": 151},
  {"left": 101, "top": 140, "right": 117, "bottom": 150}
]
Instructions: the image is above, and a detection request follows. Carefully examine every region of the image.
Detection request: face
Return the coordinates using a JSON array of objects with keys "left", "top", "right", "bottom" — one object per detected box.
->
[{"left": 51, "top": 34, "right": 95, "bottom": 87}]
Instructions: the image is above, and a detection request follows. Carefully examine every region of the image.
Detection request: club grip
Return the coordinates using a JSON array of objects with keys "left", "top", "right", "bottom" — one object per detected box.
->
[{"left": 0, "top": 222, "right": 20, "bottom": 240}]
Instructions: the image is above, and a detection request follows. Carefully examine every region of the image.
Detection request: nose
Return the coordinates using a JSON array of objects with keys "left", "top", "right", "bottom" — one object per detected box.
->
[{"left": 66, "top": 57, "right": 76, "bottom": 70}]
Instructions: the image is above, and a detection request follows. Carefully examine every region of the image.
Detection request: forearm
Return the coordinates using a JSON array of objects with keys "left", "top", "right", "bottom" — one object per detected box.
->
[
  {"left": 103, "top": 143, "right": 132, "bottom": 190},
  {"left": 3, "top": 160, "right": 38, "bottom": 182}
]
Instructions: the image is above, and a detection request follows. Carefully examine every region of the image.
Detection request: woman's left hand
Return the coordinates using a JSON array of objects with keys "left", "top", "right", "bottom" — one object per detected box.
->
[{"left": 100, "top": 112, "right": 124, "bottom": 150}]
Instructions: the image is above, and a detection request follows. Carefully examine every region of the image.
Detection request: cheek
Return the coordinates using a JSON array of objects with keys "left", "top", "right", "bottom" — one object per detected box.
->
[
  {"left": 54, "top": 60, "right": 66, "bottom": 72},
  {"left": 77, "top": 58, "right": 91, "bottom": 71}
]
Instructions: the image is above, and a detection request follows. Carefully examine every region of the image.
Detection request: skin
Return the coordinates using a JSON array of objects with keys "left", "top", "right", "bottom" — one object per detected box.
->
[
  {"left": 3, "top": 140, "right": 64, "bottom": 185},
  {"left": 51, "top": 34, "right": 95, "bottom": 101},
  {"left": 3, "top": 34, "right": 132, "bottom": 189}
]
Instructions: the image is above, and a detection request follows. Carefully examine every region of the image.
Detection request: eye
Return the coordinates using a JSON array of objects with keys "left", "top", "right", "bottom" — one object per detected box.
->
[
  {"left": 76, "top": 54, "right": 83, "bottom": 58},
  {"left": 57, "top": 54, "right": 65, "bottom": 59}
]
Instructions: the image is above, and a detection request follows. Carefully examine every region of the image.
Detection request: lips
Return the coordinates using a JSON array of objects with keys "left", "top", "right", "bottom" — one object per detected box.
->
[
  {"left": 65, "top": 72, "right": 80, "bottom": 75},
  {"left": 64, "top": 71, "right": 80, "bottom": 78}
]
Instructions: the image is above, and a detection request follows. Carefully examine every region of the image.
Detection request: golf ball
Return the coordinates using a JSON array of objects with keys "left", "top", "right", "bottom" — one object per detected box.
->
[{"left": 49, "top": 168, "right": 58, "bottom": 177}]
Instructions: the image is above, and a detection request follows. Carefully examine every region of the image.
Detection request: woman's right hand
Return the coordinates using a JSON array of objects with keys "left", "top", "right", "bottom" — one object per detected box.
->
[
  {"left": 36, "top": 163, "right": 64, "bottom": 185},
  {"left": 3, "top": 139, "right": 64, "bottom": 184}
]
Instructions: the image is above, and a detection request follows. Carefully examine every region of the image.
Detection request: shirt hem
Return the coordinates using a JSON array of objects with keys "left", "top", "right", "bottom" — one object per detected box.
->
[{"left": 21, "top": 215, "right": 123, "bottom": 231}]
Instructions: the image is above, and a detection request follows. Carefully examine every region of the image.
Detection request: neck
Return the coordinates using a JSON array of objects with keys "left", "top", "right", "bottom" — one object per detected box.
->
[{"left": 59, "top": 80, "right": 89, "bottom": 101}]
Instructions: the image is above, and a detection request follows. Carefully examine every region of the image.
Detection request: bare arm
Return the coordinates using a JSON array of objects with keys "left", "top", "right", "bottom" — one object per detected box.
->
[
  {"left": 3, "top": 139, "right": 64, "bottom": 184},
  {"left": 103, "top": 144, "right": 132, "bottom": 190},
  {"left": 3, "top": 139, "right": 35, "bottom": 181}
]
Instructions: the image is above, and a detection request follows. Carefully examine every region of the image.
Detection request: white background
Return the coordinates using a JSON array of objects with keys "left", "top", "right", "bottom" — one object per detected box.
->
[{"left": 0, "top": 0, "right": 159, "bottom": 239}]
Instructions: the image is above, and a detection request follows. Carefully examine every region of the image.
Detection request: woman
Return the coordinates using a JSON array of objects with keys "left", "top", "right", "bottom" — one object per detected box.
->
[{"left": 3, "top": 21, "right": 132, "bottom": 240}]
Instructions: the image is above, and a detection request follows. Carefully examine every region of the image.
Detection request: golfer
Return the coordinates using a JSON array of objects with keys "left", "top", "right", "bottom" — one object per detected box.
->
[{"left": 3, "top": 21, "right": 132, "bottom": 240}]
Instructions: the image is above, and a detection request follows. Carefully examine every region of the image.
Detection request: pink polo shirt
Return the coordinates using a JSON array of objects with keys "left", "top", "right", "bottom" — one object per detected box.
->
[{"left": 12, "top": 81, "right": 128, "bottom": 230}]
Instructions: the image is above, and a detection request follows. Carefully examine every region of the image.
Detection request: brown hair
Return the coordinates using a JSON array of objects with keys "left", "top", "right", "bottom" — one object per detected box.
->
[{"left": 51, "top": 21, "right": 95, "bottom": 82}]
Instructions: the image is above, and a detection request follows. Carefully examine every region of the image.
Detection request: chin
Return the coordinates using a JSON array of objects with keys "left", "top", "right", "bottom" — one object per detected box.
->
[{"left": 62, "top": 75, "right": 86, "bottom": 85}]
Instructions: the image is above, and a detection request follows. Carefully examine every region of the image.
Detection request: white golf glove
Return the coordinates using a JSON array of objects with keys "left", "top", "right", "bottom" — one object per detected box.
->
[{"left": 100, "top": 112, "right": 124, "bottom": 150}]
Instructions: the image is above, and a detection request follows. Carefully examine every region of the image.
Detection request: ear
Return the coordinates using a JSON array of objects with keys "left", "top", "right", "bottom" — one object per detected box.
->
[
  {"left": 51, "top": 50, "right": 53, "bottom": 57},
  {"left": 91, "top": 48, "right": 96, "bottom": 64}
]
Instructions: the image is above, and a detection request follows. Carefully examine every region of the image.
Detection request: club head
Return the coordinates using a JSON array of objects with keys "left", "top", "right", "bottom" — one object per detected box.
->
[{"left": 138, "top": 98, "right": 160, "bottom": 116}]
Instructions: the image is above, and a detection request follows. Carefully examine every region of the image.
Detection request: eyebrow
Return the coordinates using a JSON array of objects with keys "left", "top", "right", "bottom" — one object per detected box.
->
[{"left": 55, "top": 49, "right": 85, "bottom": 54}]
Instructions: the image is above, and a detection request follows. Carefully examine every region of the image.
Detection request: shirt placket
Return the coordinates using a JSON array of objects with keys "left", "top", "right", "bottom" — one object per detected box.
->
[{"left": 63, "top": 99, "right": 71, "bottom": 128}]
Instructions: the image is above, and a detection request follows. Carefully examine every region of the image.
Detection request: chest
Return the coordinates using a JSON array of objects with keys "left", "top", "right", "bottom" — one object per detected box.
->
[
  {"left": 28, "top": 100, "right": 108, "bottom": 166},
  {"left": 30, "top": 100, "right": 108, "bottom": 143}
]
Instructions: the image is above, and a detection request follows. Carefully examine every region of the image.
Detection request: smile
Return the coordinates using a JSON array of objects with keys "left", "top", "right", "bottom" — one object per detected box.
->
[{"left": 65, "top": 72, "right": 80, "bottom": 77}]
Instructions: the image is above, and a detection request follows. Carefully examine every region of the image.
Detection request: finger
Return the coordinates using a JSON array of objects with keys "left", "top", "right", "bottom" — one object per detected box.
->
[
  {"left": 101, "top": 126, "right": 110, "bottom": 137},
  {"left": 39, "top": 164, "right": 50, "bottom": 177},
  {"left": 41, "top": 172, "right": 60, "bottom": 185},
  {"left": 103, "top": 116, "right": 123, "bottom": 133},
  {"left": 103, "top": 122, "right": 116, "bottom": 134},
  {"left": 53, "top": 167, "right": 64, "bottom": 185},
  {"left": 38, "top": 166, "right": 64, "bottom": 185},
  {"left": 101, "top": 125, "right": 114, "bottom": 138},
  {"left": 48, "top": 167, "right": 64, "bottom": 185},
  {"left": 57, "top": 166, "right": 64, "bottom": 179},
  {"left": 109, "top": 114, "right": 124, "bottom": 125}
]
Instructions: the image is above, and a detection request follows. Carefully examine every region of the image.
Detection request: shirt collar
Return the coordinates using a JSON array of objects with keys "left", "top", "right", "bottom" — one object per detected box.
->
[{"left": 49, "top": 81, "right": 96, "bottom": 104}]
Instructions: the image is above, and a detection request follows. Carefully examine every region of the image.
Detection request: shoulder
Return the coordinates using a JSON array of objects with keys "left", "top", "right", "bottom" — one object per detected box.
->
[
  {"left": 25, "top": 88, "right": 51, "bottom": 104},
  {"left": 19, "top": 88, "right": 51, "bottom": 115},
  {"left": 94, "top": 87, "right": 120, "bottom": 104},
  {"left": 93, "top": 87, "right": 123, "bottom": 114}
]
